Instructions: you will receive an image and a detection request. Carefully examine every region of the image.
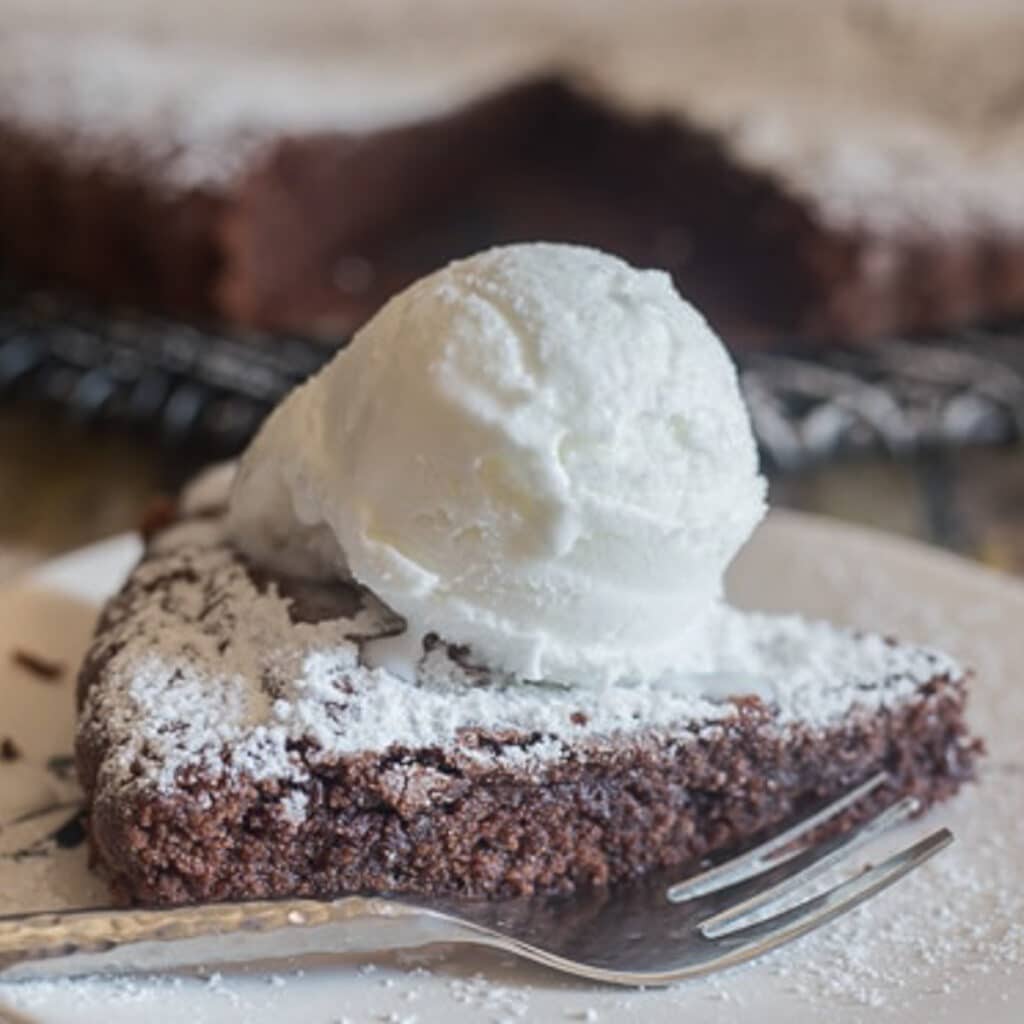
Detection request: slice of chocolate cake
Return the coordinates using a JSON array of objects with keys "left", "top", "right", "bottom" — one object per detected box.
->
[
  {"left": 74, "top": 487, "right": 979, "bottom": 906},
  {"left": 4, "top": 2, "right": 1024, "bottom": 346}
]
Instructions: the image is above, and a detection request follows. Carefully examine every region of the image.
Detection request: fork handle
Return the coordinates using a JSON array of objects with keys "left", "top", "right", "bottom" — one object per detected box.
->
[{"left": 0, "top": 896, "right": 463, "bottom": 981}]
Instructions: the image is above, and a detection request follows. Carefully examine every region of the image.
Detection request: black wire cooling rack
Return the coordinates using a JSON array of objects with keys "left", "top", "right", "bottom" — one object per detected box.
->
[{"left": 2, "top": 284, "right": 1023, "bottom": 469}]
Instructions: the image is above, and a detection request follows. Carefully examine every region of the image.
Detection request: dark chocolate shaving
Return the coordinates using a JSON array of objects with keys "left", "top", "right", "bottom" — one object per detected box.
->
[
  {"left": 11, "top": 648, "right": 65, "bottom": 681},
  {"left": 52, "top": 810, "right": 87, "bottom": 850}
]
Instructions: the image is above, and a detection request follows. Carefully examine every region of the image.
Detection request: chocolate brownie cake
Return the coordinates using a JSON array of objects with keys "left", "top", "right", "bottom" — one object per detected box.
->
[
  {"left": 74, "top": 473, "right": 980, "bottom": 906},
  {"left": 4, "top": 1, "right": 1024, "bottom": 345}
]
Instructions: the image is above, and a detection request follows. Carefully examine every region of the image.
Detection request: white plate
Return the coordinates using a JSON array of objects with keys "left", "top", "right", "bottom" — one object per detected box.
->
[{"left": 0, "top": 511, "right": 1021, "bottom": 1023}]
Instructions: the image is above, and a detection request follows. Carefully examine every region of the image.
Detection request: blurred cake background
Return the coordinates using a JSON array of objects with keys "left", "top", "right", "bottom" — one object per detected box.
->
[
  {"left": 4, "top": 0, "right": 1024, "bottom": 343},
  {"left": 0, "top": 0, "right": 1021, "bottom": 574}
]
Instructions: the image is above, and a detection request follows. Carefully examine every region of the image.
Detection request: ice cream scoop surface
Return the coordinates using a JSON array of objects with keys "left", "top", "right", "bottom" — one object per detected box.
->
[{"left": 228, "top": 243, "right": 766, "bottom": 687}]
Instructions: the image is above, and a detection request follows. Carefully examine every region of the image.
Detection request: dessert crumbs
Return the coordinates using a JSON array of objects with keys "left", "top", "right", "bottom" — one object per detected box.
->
[{"left": 11, "top": 648, "right": 65, "bottom": 681}]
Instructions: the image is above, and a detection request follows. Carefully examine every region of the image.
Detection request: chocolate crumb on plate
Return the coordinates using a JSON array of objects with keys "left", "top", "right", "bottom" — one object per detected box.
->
[
  {"left": 11, "top": 649, "right": 65, "bottom": 681},
  {"left": 51, "top": 811, "right": 88, "bottom": 851}
]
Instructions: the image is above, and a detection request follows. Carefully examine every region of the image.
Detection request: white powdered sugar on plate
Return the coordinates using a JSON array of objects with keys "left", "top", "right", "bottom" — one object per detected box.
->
[{"left": 79, "top": 514, "right": 962, "bottom": 810}]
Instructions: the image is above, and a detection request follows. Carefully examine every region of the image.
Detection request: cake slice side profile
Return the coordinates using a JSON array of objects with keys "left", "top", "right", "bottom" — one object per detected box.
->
[{"left": 74, "top": 501, "right": 979, "bottom": 906}]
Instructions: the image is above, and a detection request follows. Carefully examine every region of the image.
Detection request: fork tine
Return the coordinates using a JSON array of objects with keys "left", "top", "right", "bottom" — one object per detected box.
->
[
  {"left": 696, "top": 794, "right": 919, "bottom": 936},
  {"left": 667, "top": 772, "right": 887, "bottom": 902},
  {"left": 705, "top": 827, "right": 952, "bottom": 957}
]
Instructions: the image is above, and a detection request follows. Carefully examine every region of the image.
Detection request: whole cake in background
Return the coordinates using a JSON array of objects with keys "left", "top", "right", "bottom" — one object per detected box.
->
[
  {"left": 2, "top": 0, "right": 1024, "bottom": 346},
  {"left": 75, "top": 244, "right": 980, "bottom": 905}
]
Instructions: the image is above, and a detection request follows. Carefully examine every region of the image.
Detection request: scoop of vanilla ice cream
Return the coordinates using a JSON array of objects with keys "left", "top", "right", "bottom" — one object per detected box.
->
[{"left": 228, "top": 243, "right": 766, "bottom": 687}]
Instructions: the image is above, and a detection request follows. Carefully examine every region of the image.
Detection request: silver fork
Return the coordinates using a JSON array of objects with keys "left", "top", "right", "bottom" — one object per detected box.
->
[{"left": 0, "top": 774, "right": 950, "bottom": 986}]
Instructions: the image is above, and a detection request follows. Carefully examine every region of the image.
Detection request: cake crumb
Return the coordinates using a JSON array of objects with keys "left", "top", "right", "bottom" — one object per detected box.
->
[
  {"left": 80, "top": 531, "right": 966, "bottom": 812},
  {"left": 11, "top": 648, "right": 65, "bottom": 680}
]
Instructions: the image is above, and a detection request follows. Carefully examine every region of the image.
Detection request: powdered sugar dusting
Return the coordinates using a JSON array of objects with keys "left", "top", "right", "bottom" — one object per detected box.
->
[
  {"left": 0, "top": 30, "right": 548, "bottom": 188},
  {"left": 79, "top": 515, "right": 963, "bottom": 810},
  {"left": 587, "top": 0, "right": 1024, "bottom": 237}
]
